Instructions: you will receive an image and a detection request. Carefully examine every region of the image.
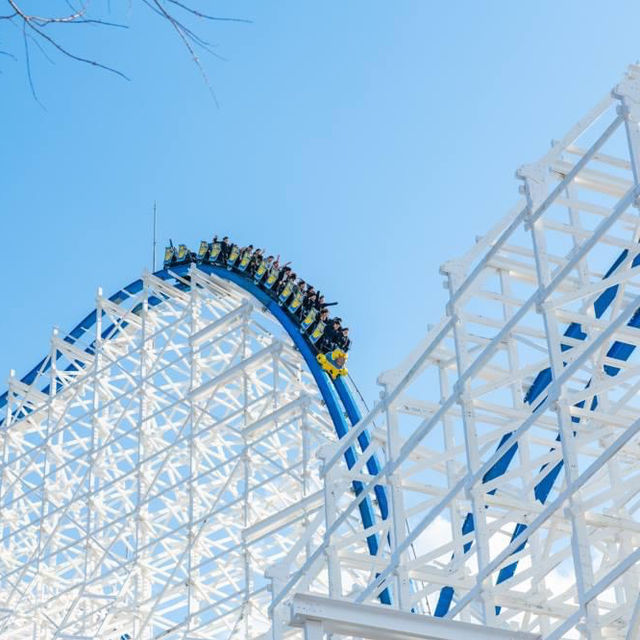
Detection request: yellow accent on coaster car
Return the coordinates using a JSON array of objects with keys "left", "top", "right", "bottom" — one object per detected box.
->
[{"left": 316, "top": 348, "right": 348, "bottom": 380}]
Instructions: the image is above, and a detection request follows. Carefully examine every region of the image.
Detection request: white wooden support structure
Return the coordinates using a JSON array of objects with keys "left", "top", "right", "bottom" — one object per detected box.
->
[
  {"left": 0, "top": 265, "right": 350, "bottom": 639},
  {"left": 3, "top": 64, "right": 640, "bottom": 640},
  {"left": 270, "top": 64, "right": 640, "bottom": 640}
]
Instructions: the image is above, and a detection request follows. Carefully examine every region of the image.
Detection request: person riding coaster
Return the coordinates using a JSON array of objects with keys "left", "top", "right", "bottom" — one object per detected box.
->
[
  {"left": 274, "top": 266, "right": 292, "bottom": 295},
  {"left": 299, "top": 292, "right": 316, "bottom": 317},
  {"left": 248, "top": 248, "right": 263, "bottom": 276},
  {"left": 316, "top": 347, "right": 349, "bottom": 380},
  {"left": 300, "top": 307, "right": 317, "bottom": 332},
  {"left": 337, "top": 327, "right": 351, "bottom": 352},
  {"left": 220, "top": 236, "right": 231, "bottom": 262}
]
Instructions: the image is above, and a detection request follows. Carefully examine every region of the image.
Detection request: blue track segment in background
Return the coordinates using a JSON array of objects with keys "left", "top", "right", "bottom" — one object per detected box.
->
[
  {"left": 434, "top": 246, "right": 640, "bottom": 617},
  {"left": 0, "top": 263, "right": 392, "bottom": 605}
]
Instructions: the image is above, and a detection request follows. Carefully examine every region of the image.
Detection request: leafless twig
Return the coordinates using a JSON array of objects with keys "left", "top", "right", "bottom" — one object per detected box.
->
[{"left": 1, "top": 0, "right": 251, "bottom": 101}]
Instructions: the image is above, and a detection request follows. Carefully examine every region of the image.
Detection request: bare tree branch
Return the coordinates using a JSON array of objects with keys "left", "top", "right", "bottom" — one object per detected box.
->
[
  {"left": 147, "top": 0, "right": 220, "bottom": 104},
  {"left": 8, "top": 0, "right": 88, "bottom": 26},
  {"left": 164, "top": 0, "right": 251, "bottom": 24},
  {"left": 41, "top": 19, "right": 128, "bottom": 29},
  {"left": 1, "top": 0, "right": 251, "bottom": 101},
  {"left": 23, "top": 18, "right": 130, "bottom": 79},
  {"left": 22, "top": 19, "right": 45, "bottom": 107}
]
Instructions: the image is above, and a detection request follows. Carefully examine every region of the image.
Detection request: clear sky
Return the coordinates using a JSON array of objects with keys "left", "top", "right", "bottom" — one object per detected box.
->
[{"left": 2, "top": 1, "right": 640, "bottom": 403}]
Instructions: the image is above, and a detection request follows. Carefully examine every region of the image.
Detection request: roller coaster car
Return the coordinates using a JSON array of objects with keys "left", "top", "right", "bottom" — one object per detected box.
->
[
  {"left": 264, "top": 267, "right": 279, "bottom": 290},
  {"left": 227, "top": 245, "right": 240, "bottom": 269},
  {"left": 253, "top": 260, "right": 268, "bottom": 283},
  {"left": 287, "top": 290, "right": 304, "bottom": 315},
  {"left": 308, "top": 320, "right": 325, "bottom": 345},
  {"left": 278, "top": 281, "right": 295, "bottom": 305},
  {"left": 210, "top": 242, "right": 222, "bottom": 262},
  {"left": 175, "top": 244, "right": 191, "bottom": 265},
  {"left": 300, "top": 308, "right": 317, "bottom": 332},
  {"left": 163, "top": 246, "right": 176, "bottom": 268},
  {"left": 237, "top": 251, "right": 251, "bottom": 272},
  {"left": 317, "top": 348, "right": 348, "bottom": 380},
  {"left": 197, "top": 241, "right": 210, "bottom": 263}
]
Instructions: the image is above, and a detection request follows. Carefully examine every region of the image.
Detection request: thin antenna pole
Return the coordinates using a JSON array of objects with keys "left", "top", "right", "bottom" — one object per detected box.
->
[{"left": 152, "top": 201, "right": 157, "bottom": 272}]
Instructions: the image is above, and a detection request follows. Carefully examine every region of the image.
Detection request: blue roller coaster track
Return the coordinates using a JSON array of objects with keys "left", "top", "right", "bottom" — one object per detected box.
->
[
  {"left": 6, "top": 243, "right": 633, "bottom": 616},
  {"left": 0, "top": 261, "right": 392, "bottom": 605},
  {"left": 434, "top": 245, "right": 640, "bottom": 617}
]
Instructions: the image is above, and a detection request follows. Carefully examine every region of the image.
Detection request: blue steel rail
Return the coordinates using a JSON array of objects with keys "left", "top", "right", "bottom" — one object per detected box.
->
[
  {"left": 435, "top": 248, "right": 640, "bottom": 617},
  {"left": 0, "top": 263, "right": 392, "bottom": 604}
]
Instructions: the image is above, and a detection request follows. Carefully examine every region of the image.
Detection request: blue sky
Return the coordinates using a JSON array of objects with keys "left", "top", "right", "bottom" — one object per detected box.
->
[{"left": 2, "top": 1, "right": 640, "bottom": 403}]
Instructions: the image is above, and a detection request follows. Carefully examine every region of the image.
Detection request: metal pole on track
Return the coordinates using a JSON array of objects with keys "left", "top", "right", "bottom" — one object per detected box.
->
[{"left": 152, "top": 201, "right": 157, "bottom": 272}]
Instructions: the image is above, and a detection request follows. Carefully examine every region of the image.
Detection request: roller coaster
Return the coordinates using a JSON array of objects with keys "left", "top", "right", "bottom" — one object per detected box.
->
[
  {"left": 163, "top": 239, "right": 350, "bottom": 380},
  {"left": 2, "top": 66, "right": 640, "bottom": 639}
]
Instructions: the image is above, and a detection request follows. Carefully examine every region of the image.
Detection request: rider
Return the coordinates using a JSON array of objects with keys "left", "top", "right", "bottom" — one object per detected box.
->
[
  {"left": 274, "top": 267, "right": 292, "bottom": 296},
  {"left": 237, "top": 244, "right": 254, "bottom": 272},
  {"left": 315, "top": 295, "right": 338, "bottom": 312},
  {"left": 263, "top": 258, "right": 281, "bottom": 290},
  {"left": 337, "top": 327, "right": 351, "bottom": 352},
  {"left": 253, "top": 253, "right": 271, "bottom": 283},
  {"left": 287, "top": 279, "right": 306, "bottom": 316},
  {"left": 300, "top": 292, "right": 317, "bottom": 320},
  {"left": 220, "top": 236, "right": 231, "bottom": 263},
  {"left": 278, "top": 272, "right": 297, "bottom": 306},
  {"left": 248, "top": 248, "right": 263, "bottom": 276},
  {"left": 307, "top": 308, "right": 329, "bottom": 347},
  {"left": 319, "top": 318, "right": 341, "bottom": 352}
]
